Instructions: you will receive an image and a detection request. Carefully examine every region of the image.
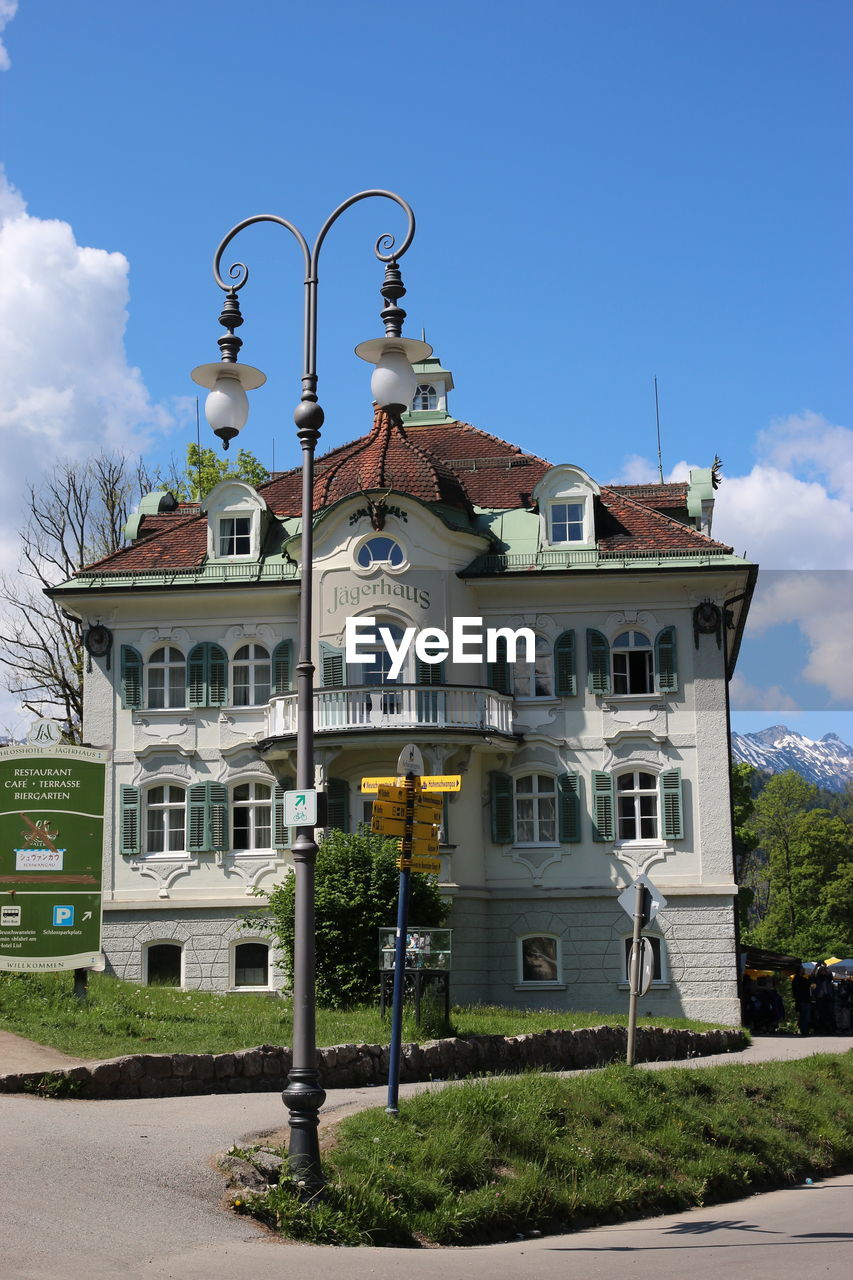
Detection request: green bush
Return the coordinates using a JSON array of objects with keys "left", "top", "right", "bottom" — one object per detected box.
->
[{"left": 256, "top": 828, "right": 447, "bottom": 1007}]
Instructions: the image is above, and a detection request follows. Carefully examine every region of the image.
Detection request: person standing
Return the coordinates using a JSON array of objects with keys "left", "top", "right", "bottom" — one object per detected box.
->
[{"left": 791, "top": 968, "right": 813, "bottom": 1036}]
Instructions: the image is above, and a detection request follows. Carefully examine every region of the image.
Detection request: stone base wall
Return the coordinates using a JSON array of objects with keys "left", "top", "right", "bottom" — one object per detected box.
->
[{"left": 0, "top": 1025, "right": 747, "bottom": 1099}]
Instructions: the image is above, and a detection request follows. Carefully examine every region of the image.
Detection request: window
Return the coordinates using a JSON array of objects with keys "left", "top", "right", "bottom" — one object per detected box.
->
[
  {"left": 513, "top": 634, "right": 553, "bottom": 698},
  {"left": 515, "top": 775, "right": 557, "bottom": 844},
  {"left": 233, "top": 782, "right": 272, "bottom": 851},
  {"left": 146, "top": 943, "right": 182, "bottom": 986},
  {"left": 145, "top": 785, "right": 186, "bottom": 854},
  {"left": 233, "top": 644, "right": 271, "bottom": 706},
  {"left": 350, "top": 620, "right": 405, "bottom": 712},
  {"left": 519, "top": 935, "right": 560, "bottom": 983},
  {"left": 413, "top": 383, "right": 437, "bottom": 411},
  {"left": 549, "top": 501, "right": 584, "bottom": 543},
  {"left": 623, "top": 935, "right": 663, "bottom": 983},
  {"left": 591, "top": 768, "right": 684, "bottom": 843},
  {"left": 234, "top": 942, "right": 270, "bottom": 988},
  {"left": 617, "top": 771, "right": 658, "bottom": 840},
  {"left": 613, "top": 631, "right": 653, "bottom": 695},
  {"left": 147, "top": 646, "right": 186, "bottom": 709},
  {"left": 356, "top": 536, "right": 404, "bottom": 568},
  {"left": 219, "top": 515, "right": 252, "bottom": 557}
]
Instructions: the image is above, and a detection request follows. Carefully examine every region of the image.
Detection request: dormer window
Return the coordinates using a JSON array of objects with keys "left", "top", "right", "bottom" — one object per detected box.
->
[
  {"left": 549, "top": 501, "right": 584, "bottom": 543},
  {"left": 219, "top": 516, "right": 252, "bottom": 557},
  {"left": 413, "top": 383, "right": 437, "bottom": 411},
  {"left": 532, "top": 464, "right": 600, "bottom": 551},
  {"left": 203, "top": 480, "right": 268, "bottom": 563}
]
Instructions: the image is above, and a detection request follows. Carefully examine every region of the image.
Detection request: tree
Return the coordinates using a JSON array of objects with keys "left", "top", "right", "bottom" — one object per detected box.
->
[
  {"left": 168, "top": 444, "right": 270, "bottom": 501},
  {"left": 0, "top": 454, "right": 157, "bottom": 741},
  {"left": 743, "top": 771, "right": 853, "bottom": 958},
  {"left": 732, "top": 763, "right": 761, "bottom": 929},
  {"left": 255, "top": 827, "right": 448, "bottom": 1008}
]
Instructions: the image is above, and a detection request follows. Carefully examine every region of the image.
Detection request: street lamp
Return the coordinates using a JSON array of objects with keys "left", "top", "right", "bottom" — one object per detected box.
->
[{"left": 191, "top": 192, "right": 429, "bottom": 1191}]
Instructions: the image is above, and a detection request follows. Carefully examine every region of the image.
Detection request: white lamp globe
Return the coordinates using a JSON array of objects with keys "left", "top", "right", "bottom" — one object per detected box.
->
[
  {"left": 370, "top": 346, "right": 418, "bottom": 411},
  {"left": 205, "top": 371, "right": 249, "bottom": 436}
]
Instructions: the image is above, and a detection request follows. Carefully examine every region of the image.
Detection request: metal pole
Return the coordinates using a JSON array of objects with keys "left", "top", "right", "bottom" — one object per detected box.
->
[
  {"left": 386, "top": 772, "right": 416, "bottom": 1115},
  {"left": 626, "top": 881, "right": 645, "bottom": 1066}
]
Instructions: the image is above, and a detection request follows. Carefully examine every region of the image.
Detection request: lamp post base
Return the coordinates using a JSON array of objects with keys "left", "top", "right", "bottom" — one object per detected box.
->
[{"left": 282, "top": 1068, "right": 327, "bottom": 1192}]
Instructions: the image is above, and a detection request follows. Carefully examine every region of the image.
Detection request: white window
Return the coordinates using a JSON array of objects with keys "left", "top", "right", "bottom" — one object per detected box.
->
[
  {"left": 356, "top": 536, "right": 404, "bottom": 568},
  {"left": 512, "top": 634, "right": 553, "bottom": 698},
  {"left": 232, "top": 644, "right": 271, "bottom": 706},
  {"left": 549, "top": 501, "right": 584, "bottom": 543},
  {"left": 147, "top": 646, "right": 185, "bottom": 709},
  {"left": 219, "top": 515, "right": 252, "bottom": 557},
  {"left": 519, "top": 935, "right": 561, "bottom": 983},
  {"left": 515, "top": 775, "right": 557, "bottom": 844},
  {"left": 616, "top": 771, "right": 658, "bottom": 840},
  {"left": 145, "top": 785, "right": 186, "bottom": 854},
  {"left": 413, "top": 383, "right": 437, "bottom": 410},
  {"left": 232, "top": 781, "right": 272, "bottom": 851},
  {"left": 234, "top": 941, "right": 270, "bottom": 989},
  {"left": 613, "top": 630, "right": 653, "bottom": 695}
]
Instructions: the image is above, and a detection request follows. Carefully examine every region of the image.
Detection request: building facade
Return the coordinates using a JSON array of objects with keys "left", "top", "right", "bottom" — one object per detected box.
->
[{"left": 53, "top": 362, "right": 755, "bottom": 1023}]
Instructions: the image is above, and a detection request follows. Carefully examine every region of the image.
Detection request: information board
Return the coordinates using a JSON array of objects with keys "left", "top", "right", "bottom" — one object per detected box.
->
[{"left": 0, "top": 744, "right": 108, "bottom": 972}]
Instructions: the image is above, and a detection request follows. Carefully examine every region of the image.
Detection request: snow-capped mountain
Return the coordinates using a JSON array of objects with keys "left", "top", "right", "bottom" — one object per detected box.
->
[{"left": 731, "top": 725, "right": 853, "bottom": 792}]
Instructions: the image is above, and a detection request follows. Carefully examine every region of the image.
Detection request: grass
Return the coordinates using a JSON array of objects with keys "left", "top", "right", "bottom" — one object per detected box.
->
[
  {"left": 232, "top": 1053, "right": 853, "bottom": 1247},
  {"left": 0, "top": 970, "right": 725, "bottom": 1059}
]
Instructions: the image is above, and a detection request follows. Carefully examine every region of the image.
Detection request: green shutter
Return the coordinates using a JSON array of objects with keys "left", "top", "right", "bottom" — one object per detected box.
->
[
  {"left": 660, "top": 768, "right": 684, "bottom": 839},
  {"left": 655, "top": 626, "right": 678, "bottom": 693},
  {"left": 209, "top": 783, "right": 229, "bottom": 851},
  {"left": 326, "top": 777, "right": 350, "bottom": 832},
  {"left": 119, "top": 785, "right": 141, "bottom": 855},
  {"left": 416, "top": 656, "right": 445, "bottom": 685},
  {"left": 554, "top": 631, "right": 577, "bottom": 696},
  {"left": 208, "top": 644, "right": 228, "bottom": 706},
  {"left": 487, "top": 636, "right": 511, "bottom": 695},
  {"left": 187, "top": 644, "right": 207, "bottom": 707},
  {"left": 490, "top": 771, "right": 514, "bottom": 844},
  {"left": 587, "top": 630, "right": 611, "bottom": 695},
  {"left": 320, "top": 642, "right": 345, "bottom": 688},
  {"left": 272, "top": 640, "right": 293, "bottom": 694},
  {"left": 591, "top": 771, "right": 615, "bottom": 842},
  {"left": 558, "top": 772, "right": 581, "bottom": 842},
  {"left": 187, "top": 783, "right": 208, "bottom": 851},
  {"left": 273, "top": 777, "right": 294, "bottom": 848},
  {"left": 120, "top": 646, "right": 143, "bottom": 710}
]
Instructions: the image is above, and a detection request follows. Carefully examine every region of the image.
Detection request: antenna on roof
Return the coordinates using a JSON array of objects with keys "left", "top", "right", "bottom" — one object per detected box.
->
[
  {"left": 195, "top": 398, "right": 203, "bottom": 502},
  {"left": 272, "top": 439, "right": 275, "bottom": 476},
  {"left": 654, "top": 376, "right": 664, "bottom": 484}
]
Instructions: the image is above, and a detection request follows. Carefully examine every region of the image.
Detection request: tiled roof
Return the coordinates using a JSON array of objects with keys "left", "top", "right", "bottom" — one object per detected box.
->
[{"left": 74, "top": 413, "right": 731, "bottom": 577}]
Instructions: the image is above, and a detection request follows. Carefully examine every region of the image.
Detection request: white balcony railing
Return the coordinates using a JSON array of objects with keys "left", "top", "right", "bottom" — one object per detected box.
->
[{"left": 265, "top": 685, "right": 514, "bottom": 738}]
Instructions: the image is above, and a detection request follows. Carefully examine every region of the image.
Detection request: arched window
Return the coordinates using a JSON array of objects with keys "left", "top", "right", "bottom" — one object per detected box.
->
[
  {"left": 356, "top": 536, "right": 404, "bottom": 568},
  {"left": 234, "top": 942, "right": 270, "bottom": 988},
  {"left": 146, "top": 942, "right": 182, "bottom": 986},
  {"left": 612, "top": 630, "right": 653, "bottom": 695},
  {"left": 616, "top": 770, "right": 659, "bottom": 840},
  {"left": 147, "top": 646, "right": 185, "bottom": 709},
  {"left": 232, "top": 643, "right": 271, "bottom": 706},
  {"left": 145, "top": 785, "right": 186, "bottom": 854},
  {"left": 413, "top": 383, "right": 437, "bottom": 411},
  {"left": 518, "top": 935, "right": 561, "bottom": 983},
  {"left": 232, "top": 781, "right": 272, "bottom": 851}
]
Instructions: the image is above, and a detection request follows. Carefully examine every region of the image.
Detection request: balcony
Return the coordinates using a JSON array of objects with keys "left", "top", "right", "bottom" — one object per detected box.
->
[{"left": 264, "top": 684, "right": 515, "bottom": 739}]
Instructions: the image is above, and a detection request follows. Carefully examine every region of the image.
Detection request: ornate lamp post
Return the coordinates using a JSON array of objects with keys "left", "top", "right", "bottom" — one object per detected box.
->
[{"left": 191, "top": 192, "right": 428, "bottom": 1191}]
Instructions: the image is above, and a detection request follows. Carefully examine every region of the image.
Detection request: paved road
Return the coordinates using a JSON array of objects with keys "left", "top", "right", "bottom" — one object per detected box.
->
[{"left": 0, "top": 1035, "right": 850, "bottom": 1280}]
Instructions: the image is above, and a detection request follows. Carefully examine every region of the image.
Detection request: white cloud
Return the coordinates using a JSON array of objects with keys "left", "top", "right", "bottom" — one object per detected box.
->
[
  {"left": 728, "top": 673, "right": 800, "bottom": 713},
  {"left": 0, "top": 1, "right": 17, "bottom": 72},
  {"left": 611, "top": 411, "right": 853, "bottom": 710}
]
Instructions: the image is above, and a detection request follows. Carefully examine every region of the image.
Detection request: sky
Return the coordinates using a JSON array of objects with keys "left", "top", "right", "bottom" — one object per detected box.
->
[{"left": 0, "top": 0, "right": 850, "bottom": 746}]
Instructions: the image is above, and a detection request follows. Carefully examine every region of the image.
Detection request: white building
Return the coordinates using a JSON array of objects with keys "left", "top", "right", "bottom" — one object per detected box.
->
[{"left": 53, "top": 359, "right": 755, "bottom": 1022}]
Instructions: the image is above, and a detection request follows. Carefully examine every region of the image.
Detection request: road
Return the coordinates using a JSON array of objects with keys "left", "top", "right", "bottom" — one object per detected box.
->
[{"left": 0, "top": 1035, "right": 850, "bottom": 1280}]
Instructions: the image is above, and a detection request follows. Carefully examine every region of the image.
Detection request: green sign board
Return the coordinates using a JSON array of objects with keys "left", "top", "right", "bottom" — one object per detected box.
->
[{"left": 0, "top": 745, "right": 108, "bottom": 972}]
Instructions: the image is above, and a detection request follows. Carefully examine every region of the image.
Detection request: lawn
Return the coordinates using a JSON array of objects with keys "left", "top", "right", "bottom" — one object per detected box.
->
[
  {"left": 0, "top": 970, "right": 724, "bottom": 1058},
  {"left": 230, "top": 1053, "right": 853, "bottom": 1246}
]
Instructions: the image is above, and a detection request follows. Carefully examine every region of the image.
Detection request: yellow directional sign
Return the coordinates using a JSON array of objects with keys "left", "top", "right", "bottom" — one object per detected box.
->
[
  {"left": 372, "top": 815, "right": 438, "bottom": 840},
  {"left": 361, "top": 776, "right": 402, "bottom": 794},
  {"left": 375, "top": 784, "right": 409, "bottom": 804},
  {"left": 371, "top": 799, "right": 410, "bottom": 823},
  {"left": 409, "top": 836, "right": 441, "bottom": 858},
  {"left": 419, "top": 775, "right": 461, "bottom": 792},
  {"left": 399, "top": 856, "right": 442, "bottom": 874},
  {"left": 413, "top": 792, "right": 443, "bottom": 814}
]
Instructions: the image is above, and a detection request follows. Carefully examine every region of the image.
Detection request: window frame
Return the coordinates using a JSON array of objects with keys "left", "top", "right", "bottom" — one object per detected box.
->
[
  {"left": 218, "top": 514, "right": 252, "bottom": 558},
  {"left": 231, "top": 780, "right": 273, "bottom": 853},
  {"left": 612, "top": 630, "right": 654, "bottom": 696},
  {"left": 616, "top": 769, "right": 660, "bottom": 842},
  {"left": 146, "top": 645, "right": 186, "bottom": 710},
  {"left": 517, "top": 934, "right": 564, "bottom": 986},
  {"left": 514, "top": 773, "right": 559, "bottom": 847},
  {"left": 144, "top": 940, "right": 184, "bottom": 987},
  {"left": 231, "top": 939, "right": 272, "bottom": 991},
  {"left": 511, "top": 633, "right": 554, "bottom": 700},
  {"left": 353, "top": 534, "right": 407, "bottom": 574},
  {"left": 232, "top": 642, "right": 272, "bottom": 707},
  {"left": 144, "top": 783, "right": 187, "bottom": 857}
]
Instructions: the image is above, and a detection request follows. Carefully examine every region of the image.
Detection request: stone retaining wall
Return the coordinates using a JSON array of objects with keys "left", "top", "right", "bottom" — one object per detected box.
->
[{"left": 0, "top": 1025, "right": 746, "bottom": 1099}]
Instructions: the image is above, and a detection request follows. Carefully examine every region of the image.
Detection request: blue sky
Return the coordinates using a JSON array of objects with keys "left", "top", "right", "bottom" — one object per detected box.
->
[{"left": 0, "top": 1, "right": 850, "bottom": 744}]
